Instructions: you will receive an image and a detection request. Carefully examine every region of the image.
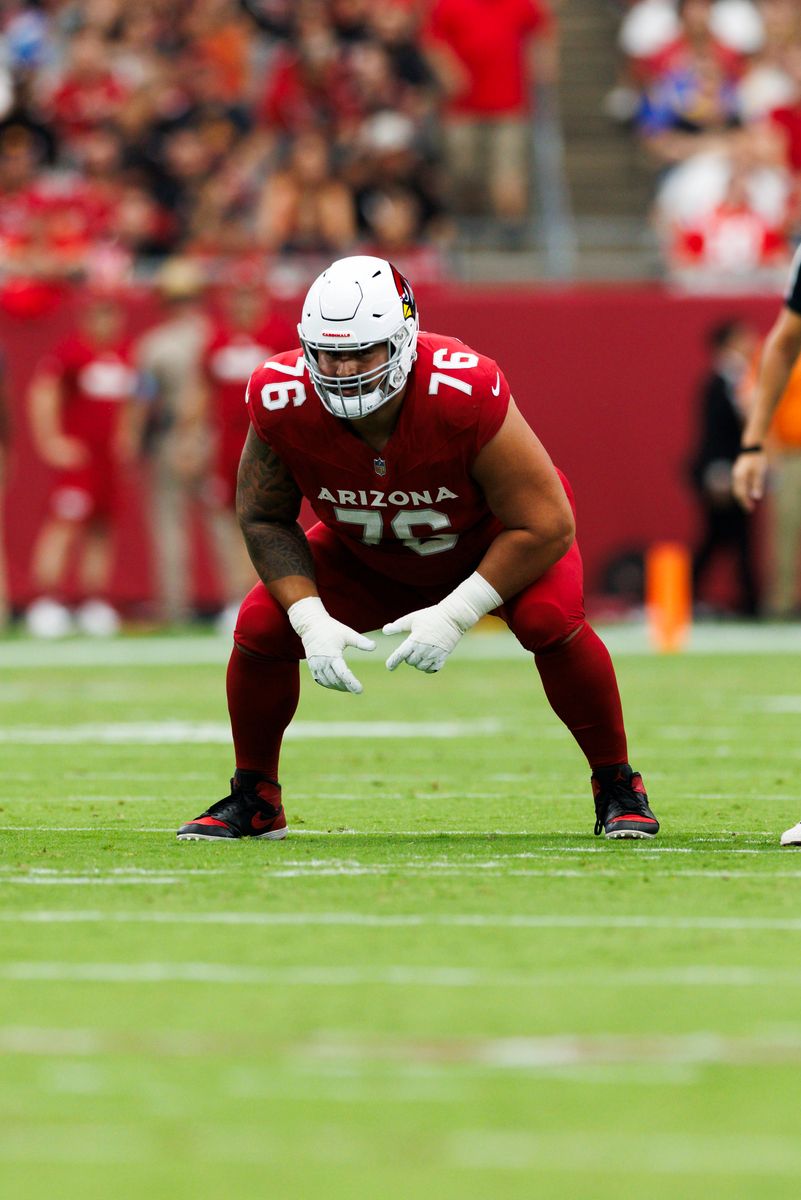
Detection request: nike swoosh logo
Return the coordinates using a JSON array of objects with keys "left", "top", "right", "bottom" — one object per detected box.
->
[
  {"left": 491, "top": 372, "right": 500, "bottom": 396},
  {"left": 251, "top": 810, "right": 276, "bottom": 831}
]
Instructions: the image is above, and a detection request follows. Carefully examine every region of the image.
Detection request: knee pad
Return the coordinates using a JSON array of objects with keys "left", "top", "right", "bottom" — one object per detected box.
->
[
  {"left": 507, "top": 596, "right": 582, "bottom": 655},
  {"left": 233, "top": 584, "right": 302, "bottom": 660}
]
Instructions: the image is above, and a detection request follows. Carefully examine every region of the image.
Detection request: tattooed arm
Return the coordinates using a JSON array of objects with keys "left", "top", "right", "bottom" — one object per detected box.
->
[{"left": 236, "top": 426, "right": 318, "bottom": 609}]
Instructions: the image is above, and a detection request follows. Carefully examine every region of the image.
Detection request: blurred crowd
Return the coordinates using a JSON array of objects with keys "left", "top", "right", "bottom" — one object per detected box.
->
[
  {"left": 0, "top": 0, "right": 561, "bottom": 634},
  {"left": 0, "top": 0, "right": 557, "bottom": 305},
  {"left": 611, "top": 0, "right": 801, "bottom": 284}
]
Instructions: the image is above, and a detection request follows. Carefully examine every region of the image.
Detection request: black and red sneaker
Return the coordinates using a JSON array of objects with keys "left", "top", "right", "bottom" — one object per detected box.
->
[
  {"left": 592, "top": 764, "right": 659, "bottom": 839},
  {"left": 176, "top": 770, "right": 287, "bottom": 841}
]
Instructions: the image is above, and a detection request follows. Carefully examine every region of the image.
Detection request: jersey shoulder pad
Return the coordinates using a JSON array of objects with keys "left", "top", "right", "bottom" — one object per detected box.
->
[
  {"left": 417, "top": 331, "right": 509, "bottom": 398},
  {"left": 415, "top": 330, "right": 511, "bottom": 451},
  {"left": 245, "top": 347, "right": 309, "bottom": 439}
]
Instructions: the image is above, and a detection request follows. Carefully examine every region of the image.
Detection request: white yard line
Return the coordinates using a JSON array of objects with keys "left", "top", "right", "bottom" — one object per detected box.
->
[
  {"left": 750, "top": 696, "right": 801, "bottom": 712},
  {"left": 0, "top": 826, "right": 179, "bottom": 832},
  {"left": 446, "top": 1129, "right": 801, "bottom": 1176},
  {"left": 1, "top": 961, "right": 800, "bottom": 987},
  {"left": 4, "top": 864, "right": 801, "bottom": 883},
  {"left": 3, "top": 772, "right": 214, "bottom": 782},
  {"left": 0, "top": 826, "right": 779, "bottom": 848},
  {"left": 2, "top": 853, "right": 799, "bottom": 886},
  {"left": 5, "top": 909, "right": 801, "bottom": 931},
  {"left": 2, "top": 1025, "right": 800, "bottom": 1071},
  {"left": 0, "top": 719, "right": 501, "bottom": 743}
]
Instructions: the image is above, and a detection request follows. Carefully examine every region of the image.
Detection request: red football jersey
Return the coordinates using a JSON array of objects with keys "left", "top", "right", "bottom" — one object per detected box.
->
[
  {"left": 39, "top": 334, "right": 138, "bottom": 446},
  {"left": 245, "top": 331, "right": 512, "bottom": 587}
]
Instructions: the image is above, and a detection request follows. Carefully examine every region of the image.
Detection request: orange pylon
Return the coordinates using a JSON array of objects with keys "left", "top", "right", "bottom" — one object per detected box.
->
[{"left": 645, "top": 541, "right": 691, "bottom": 652}]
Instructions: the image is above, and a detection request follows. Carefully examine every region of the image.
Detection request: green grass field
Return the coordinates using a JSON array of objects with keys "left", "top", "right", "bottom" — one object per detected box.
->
[{"left": 2, "top": 626, "right": 801, "bottom": 1199}]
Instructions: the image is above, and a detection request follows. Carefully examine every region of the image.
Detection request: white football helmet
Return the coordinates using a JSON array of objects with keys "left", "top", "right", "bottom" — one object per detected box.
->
[{"left": 298, "top": 255, "right": 419, "bottom": 420}]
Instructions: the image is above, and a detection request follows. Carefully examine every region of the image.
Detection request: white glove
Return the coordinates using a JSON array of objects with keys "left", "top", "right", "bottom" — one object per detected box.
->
[
  {"left": 288, "top": 596, "right": 375, "bottom": 694},
  {"left": 383, "top": 572, "right": 502, "bottom": 674}
]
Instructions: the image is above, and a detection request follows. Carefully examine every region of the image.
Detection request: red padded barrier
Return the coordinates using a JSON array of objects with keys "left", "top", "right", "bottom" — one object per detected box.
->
[{"left": 3, "top": 283, "right": 781, "bottom": 611}]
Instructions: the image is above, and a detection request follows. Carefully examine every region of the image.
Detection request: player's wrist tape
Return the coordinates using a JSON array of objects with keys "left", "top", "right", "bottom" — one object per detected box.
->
[
  {"left": 287, "top": 596, "right": 328, "bottom": 638},
  {"left": 440, "top": 572, "right": 503, "bottom": 631},
  {"left": 739, "top": 444, "right": 764, "bottom": 454}
]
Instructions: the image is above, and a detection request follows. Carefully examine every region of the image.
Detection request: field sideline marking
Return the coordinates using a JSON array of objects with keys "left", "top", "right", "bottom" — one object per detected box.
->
[
  {"left": 5, "top": 910, "right": 801, "bottom": 931},
  {"left": 6, "top": 622, "right": 801, "bottom": 669}
]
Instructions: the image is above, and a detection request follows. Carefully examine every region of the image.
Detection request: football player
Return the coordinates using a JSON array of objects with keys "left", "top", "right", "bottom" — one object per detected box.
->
[
  {"left": 27, "top": 290, "right": 138, "bottom": 637},
  {"left": 733, "top": 245, "right": 801, "bottom": 847},
  {"left": 177, "top": 256, "right": 658, "bottom": 841}
]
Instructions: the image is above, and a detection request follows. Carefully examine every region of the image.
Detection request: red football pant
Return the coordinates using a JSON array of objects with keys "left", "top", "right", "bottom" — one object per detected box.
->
[{"left": 226, "top": 522, "right": 628, "bottom": 777}]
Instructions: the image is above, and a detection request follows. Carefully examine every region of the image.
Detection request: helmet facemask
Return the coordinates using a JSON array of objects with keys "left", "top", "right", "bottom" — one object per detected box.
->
[
  {"left": 300, "top": 321, "right": 416, "bottom": 420},
  {"left": 298, "top": 256, "right": 419, "bottom": 421}
]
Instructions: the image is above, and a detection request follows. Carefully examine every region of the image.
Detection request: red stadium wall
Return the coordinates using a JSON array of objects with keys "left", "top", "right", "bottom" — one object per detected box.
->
[{"left": 4, "top": 283, "right": 782, "bottom": 613}]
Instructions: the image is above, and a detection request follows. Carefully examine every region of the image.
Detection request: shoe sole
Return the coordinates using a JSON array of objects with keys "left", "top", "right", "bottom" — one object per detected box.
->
[
  {"left": 176, "top": 828, "right": 288, "bottom": 841},
  {"left": 605, "top": 829, "right": 657, "bottom": 840}
]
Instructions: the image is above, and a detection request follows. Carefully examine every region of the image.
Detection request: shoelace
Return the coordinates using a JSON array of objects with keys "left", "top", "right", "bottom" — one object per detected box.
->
[{"left": 593, "top": 780, "right": 648, "bottom": 837}]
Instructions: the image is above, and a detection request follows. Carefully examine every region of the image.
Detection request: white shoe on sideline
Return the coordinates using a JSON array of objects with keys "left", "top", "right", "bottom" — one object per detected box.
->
[
  {"left": 25, "top": 598, "right": 74, "bottom": 638},
  {"left": 75, "top": 599, "right": 121, "bottom": 637},
  {"left": 780, "top": 821, "right": 801, "bottom": 847}
]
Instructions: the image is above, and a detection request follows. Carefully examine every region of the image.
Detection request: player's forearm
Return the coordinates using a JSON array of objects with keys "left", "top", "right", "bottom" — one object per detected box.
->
[
  {"left": 742, "top": 333, "right": 800, "bottom": 445},
  {"left": 240, "top": 518, "right": 319, "bottom": 608},
  {"left": 475, "top": 522, "right": 575, "bottom": 601}
]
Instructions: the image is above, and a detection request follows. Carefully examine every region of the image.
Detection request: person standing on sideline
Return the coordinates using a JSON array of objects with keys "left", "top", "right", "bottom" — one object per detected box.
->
[
  {"left": 134, "top": 258, "right": 213, "bottom": 625},
  {"left": 689, "top": 318, "right": 759, "bottom": 617},
  {"left": 744, "top": 348, "right": 801, "bottom": 618},
  {"left": 26, "top": 291, "right": 139, "bottom": 637},
  {"left": 733, "top": 245, "right": 801, "bottom": 845},
  {"left": 177, "top": 255, "right": 659, "bottom": 843},
  {"left": 191, "top": 266, "right": 295, "bottom": 633}
]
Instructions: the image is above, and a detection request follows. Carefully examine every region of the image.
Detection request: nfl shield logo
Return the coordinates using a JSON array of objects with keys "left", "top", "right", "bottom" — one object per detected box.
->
[{"left": 373, "top": 456, "right": 387, "bottom": 477}]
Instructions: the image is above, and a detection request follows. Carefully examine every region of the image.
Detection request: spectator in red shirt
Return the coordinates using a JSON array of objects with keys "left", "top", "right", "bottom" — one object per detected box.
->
[
  {"left": 26, "top": 292, "right": 140, "bottom": 637},
  {"left": 45, "top": 28, "right": 131, "bottom": 153},
  {"left": 425, "top": 0, "right": 557, "bottom": 220},
  {"left": 258, "top": 7, "right": 361, "bottom": 140},
  {"left": 768, "top": 45, "right": 801, "bottom": 175},
  {"left": 0, "top": 126, "right": 76, "bottom": 315}
]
